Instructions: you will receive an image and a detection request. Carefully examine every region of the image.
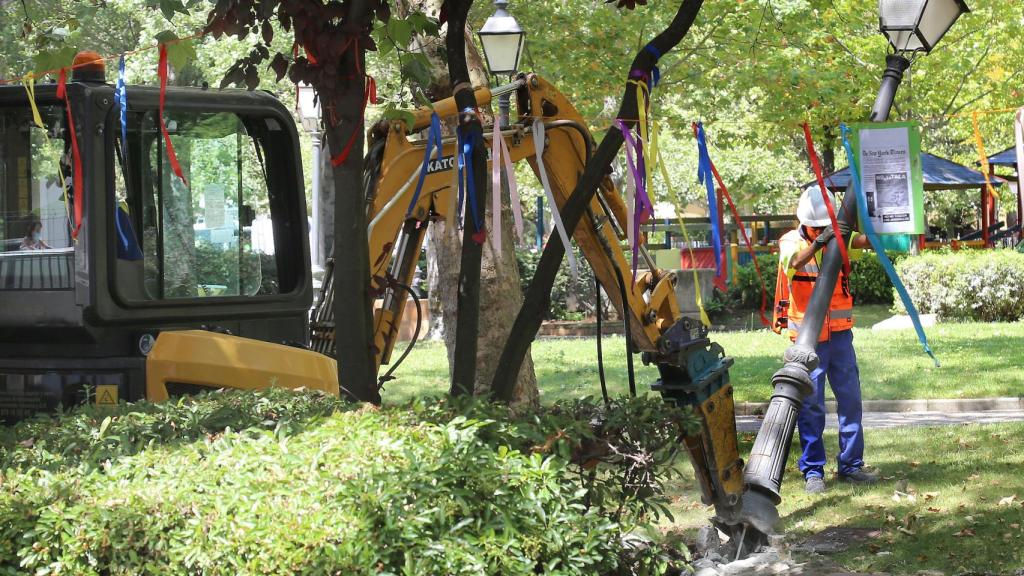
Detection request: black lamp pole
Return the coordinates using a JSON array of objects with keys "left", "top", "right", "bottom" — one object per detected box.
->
[{"left": 741, "top": 52, "right": 912, "bottom": 514}]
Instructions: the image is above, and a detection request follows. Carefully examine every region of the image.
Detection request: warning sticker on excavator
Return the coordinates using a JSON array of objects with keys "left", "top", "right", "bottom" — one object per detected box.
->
[{"left": 95, "top": 385, "right": 118, "bottom": 406}]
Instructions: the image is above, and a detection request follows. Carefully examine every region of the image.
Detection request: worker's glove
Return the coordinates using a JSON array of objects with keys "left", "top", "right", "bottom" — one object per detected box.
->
[{"left": 813, "top": 226, "right": 835, "bottom": 249}]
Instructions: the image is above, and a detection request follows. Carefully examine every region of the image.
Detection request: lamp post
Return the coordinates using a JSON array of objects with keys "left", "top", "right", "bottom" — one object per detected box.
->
[
  {"left": 477, "top": 0, "right": 525, "bottom": 129},
  {"left": 741, "top": 0, "right": 969, "bottom": 531},
  {"left": 871, "top": 0, "right": 969, "bottom": 121},
  {"left": 297, "top": 82, "right": 323, "bottom": 269}
]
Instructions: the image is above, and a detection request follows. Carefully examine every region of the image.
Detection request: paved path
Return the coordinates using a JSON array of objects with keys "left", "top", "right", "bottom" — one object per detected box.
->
[{"left": 736, "top": 410, "right": 1024, "bottom": 433}]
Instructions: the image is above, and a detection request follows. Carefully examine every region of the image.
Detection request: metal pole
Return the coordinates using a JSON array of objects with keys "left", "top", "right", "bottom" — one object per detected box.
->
[
  {"left": 311, "top": 130, "right": 322, "bottom": 268},
  {"left": 742, "top": 52, "right": 910, "bottom": 516},
  {"left": 869, "top": 55, "right": 911, "bottom": 123}
]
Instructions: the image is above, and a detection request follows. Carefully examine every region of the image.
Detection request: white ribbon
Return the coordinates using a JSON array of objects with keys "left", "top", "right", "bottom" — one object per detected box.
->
[
  {"left": 1015, "top": 108, "right": 1024, "bottom": 206},
  {"left": 491, "top": 120, "right": 524, "bottom": 254},
  {"left": 532, "top": 118, "right": 578, "bottom": 277}
]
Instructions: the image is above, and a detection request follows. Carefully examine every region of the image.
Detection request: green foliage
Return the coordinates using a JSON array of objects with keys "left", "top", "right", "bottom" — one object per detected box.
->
[
  {"left": 896, "top": 250, "right": 1024, "bottom": 322},
  {"left": 0, "top": 390, "right": 697, "bottom": 575},
  {"left": 713, "top": 250, "right": 898, "bottom": 320},
  {"left": 725, "top": 253, "right": 778, "bottom": 311},
  {"left": 516, "top": 248, "right": 601, "bottom": 321},
  {"left": 849, "top": 252, "right": 899, "bottom": 306}
]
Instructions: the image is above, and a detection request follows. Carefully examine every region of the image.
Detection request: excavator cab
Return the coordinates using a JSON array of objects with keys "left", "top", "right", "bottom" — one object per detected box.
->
[{"left": 0, "top": 63, "right": 332, "bottom": 423}]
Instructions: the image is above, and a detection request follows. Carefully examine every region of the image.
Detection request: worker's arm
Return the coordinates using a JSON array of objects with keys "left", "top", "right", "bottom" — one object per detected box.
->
[
  {"left": 789, "top": 242, "right": 819, "bottom": 270},
  {"left": 789, "top": 229, "right": 868, "bottom": 270}
]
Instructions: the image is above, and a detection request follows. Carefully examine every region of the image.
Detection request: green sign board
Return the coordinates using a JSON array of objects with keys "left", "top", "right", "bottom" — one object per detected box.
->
[{"left": 847, "top": 122, "right": 925, "bottom": 236}]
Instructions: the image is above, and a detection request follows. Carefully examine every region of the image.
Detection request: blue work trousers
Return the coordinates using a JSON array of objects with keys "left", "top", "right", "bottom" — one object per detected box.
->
[{"left": 797, "top": 328, "right": 865, "bottom": 479}]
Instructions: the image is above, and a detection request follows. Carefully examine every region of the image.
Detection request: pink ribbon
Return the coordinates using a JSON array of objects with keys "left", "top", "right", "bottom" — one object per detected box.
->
[{"left": 491, "top": 120, "right": 523, "bottom": 254}]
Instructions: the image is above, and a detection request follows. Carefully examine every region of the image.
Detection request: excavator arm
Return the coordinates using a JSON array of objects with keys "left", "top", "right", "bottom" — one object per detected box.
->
[{"left": 310, "top": 74, "right": 763, "bottom": 538}]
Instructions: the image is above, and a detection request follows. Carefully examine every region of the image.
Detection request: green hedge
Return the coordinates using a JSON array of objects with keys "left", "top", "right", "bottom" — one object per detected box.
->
[
  {"left": 517, "top": 249, "right": 597, "bottom": 321},
  {"left": 0, "top": 389, "right": 697, "bottom": 575},
  {"left": 896, "top": 250, "right": 1024, "bottom": 322},
  {"left": 720, "top": 251, "right": 899, "bottom": 316}
]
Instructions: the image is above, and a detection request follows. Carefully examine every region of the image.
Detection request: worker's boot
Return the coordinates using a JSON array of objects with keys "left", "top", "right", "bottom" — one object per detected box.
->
[{"left": 804, "top": 476, "right": 826, "bottom": 494}]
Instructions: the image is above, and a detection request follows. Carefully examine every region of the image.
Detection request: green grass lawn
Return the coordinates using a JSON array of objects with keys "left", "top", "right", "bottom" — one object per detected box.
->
[
  {"left": 663, "top": 422, "right": 1024, "bottom": 574},
  {"left": 383, "top": 306, "right": 1024, "bottom": 405}
]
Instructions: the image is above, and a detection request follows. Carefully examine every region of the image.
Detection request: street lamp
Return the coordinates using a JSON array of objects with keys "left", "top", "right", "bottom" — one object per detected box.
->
[
  {"left": 296, "top": 82, "right": 324, "bottom": 268},
  {"left": 477, "top": 0, "right": 525, "bottom": 78},
  {"left": 879, "top": 0, "right": 970, "bottom": 54},
  {"left": 871, "top": 0, "right": 969, "bottom": 121},
  {"left": 740, "top": 0, "right": 970, "bottom": 534}
]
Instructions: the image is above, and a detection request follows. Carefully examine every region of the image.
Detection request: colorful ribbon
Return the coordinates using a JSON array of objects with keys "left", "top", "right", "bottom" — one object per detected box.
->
[
  {"left": 841, "top": 124, "right": 938, "bottom": 367},
  {"left": 616, "top": 118, "right": 654, "bottom": 282},
  {"left": 694, "top": 122, "right": 724, "bottom": 287},
  {"left": 654, "top": 129, "right": 711, "bottom": 327},
  {"left": 491, "top": 118, "right": 523, "bottom": 254},
  {"left": 1015, "top": 109, "right": 1024, "bottom": 213},
  {"left": 532, "top": 118, "right": 577, "bottom": 276},
  {"left": 116, "top": 55, "right": 128, "bottom": 162},
  {"left": 158, "top": 45, "right": 188, "bottom": 187},
  {"left": 113, "top": 55, "right": 132, "bottom": 253},
  {"left": 457, "top": 125, "right": 485, "bottom": 243},
  {"left": 330, "top": 76, "right": 376, "bottom": 167},
  {"left": 56, "top": 69, "right": 84, "bottom": 239},
  {"left": 694, "top": 123, "right": 769, "bottom": 327},
  {"left": 803, "top": 122, "right": 850, "bottom": 279},
  {"left": 406, "top": 112, "right": 443, "bottom": 218},
  {"left": 971, "top": 112, "right": 999, "bottom": 245},
  {"left": 24, "top": 74, "right": 71, "bottom": 232}
]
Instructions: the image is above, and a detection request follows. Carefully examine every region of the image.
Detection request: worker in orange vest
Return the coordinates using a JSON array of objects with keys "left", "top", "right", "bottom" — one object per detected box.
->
[{"left": 772, "top": 187, "right": 875, "bottom": 494}]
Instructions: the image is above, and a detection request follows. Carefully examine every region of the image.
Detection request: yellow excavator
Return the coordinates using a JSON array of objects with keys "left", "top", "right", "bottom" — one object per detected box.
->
[{"left": 0, "top": 59, "right": 773, "bottom": 541}]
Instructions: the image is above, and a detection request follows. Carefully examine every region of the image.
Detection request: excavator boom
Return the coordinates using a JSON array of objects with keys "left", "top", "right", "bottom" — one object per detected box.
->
[{"left": 311, "top": 74, "right": 764, "bottom": 537}]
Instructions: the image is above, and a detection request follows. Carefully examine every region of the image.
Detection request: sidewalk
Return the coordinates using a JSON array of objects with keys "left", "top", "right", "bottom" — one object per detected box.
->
[
  {"left": 736, "top": 397, "right": 1024, "bottom": 416},
  {"left": 736, "top": 409, "right": 1024, "bottom": 433}
]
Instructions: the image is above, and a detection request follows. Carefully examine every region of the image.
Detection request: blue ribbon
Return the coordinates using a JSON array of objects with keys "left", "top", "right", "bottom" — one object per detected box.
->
[
  {"left": 643, "top": 44, "right": 661, "bottom": 87},
  {"left": 840, "top": 123, "right": 939, "bottom": 367},
  {"left": 405, "top": 112, "right": 443, "bottom": 217},
  {"left": 114, "top": 54, "right": 130, "bottom": 252},
  {"left": 457, "top": 127, "right": 484, "bottom": 232},
  {"left": 695, "top": 122, "right": 723, "bottom": 277}
]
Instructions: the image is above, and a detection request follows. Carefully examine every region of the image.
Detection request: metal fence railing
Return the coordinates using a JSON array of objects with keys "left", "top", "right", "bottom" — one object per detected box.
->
[{"left": 0, "top": 248, "right": 74, "bottom": 290}]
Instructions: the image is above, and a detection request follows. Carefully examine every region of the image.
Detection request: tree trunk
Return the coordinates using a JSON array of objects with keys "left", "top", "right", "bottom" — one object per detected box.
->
[
  {"left": 327, "top": 1, "right": 378, "bottom": 404},
  {"left": 405, "top": 0, "right": 537, "bottom": 408}
]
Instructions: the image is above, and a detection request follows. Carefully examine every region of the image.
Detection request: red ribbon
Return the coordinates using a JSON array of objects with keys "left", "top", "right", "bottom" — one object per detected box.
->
[
  {"left": 691, "top": 124, "right": 769, "bottom": 325},
  {"left": 159, "top": 45, "right": 188, "bottom": 187},
  {"left": 803, "top": 122, "right": 850, "bottom": 278},
  {"left": 56, "top": 69, "right": 84, "bottom": 239},
  {"left": 329, "top": 75, "right": 375, "bottom": 167}
]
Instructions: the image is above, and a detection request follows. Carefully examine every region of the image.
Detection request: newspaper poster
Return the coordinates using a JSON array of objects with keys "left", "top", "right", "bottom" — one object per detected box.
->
[{"left": 849, "top": 122, "right": 925, "bottom": 235}]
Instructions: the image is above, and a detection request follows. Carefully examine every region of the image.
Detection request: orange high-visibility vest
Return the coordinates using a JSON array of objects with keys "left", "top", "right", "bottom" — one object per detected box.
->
[{"left": 772, "top": 229, "right": 854, "bottom": 343}]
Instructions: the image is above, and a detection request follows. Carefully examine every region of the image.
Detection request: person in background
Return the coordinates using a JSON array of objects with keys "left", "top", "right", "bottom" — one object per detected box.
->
[
  {"left": 772, "top": 188, "right": 874, "bottom": 494},
  {"left": 19, "top": 221, "right": 51, "bottom": 250}
]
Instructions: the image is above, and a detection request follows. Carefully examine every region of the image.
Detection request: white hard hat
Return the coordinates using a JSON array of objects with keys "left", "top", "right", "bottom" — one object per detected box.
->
[{"left": 797, "top": 187, "right": 837, "bottom": 228}]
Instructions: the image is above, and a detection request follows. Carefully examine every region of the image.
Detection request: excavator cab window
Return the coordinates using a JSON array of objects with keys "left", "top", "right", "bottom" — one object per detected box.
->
[
  {"left": 114, "top": 110, "right": 280, "bottom": 301},
  {"left": 0, "top": 106, "right": 74, "bottom": 291}
]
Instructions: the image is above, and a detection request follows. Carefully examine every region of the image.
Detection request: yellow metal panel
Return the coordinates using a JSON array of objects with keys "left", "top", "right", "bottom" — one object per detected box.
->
[
  {"left": 95, "top": 384, "right": 119, "bottom": 406},
  {"left": 145, "top": 331, "right": 339, "bottom": 402}
]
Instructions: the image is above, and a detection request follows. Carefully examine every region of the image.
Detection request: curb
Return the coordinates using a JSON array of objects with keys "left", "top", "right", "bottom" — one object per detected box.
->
[{"left": 735, "top": 397, "right": 1024, "bottom": 416}]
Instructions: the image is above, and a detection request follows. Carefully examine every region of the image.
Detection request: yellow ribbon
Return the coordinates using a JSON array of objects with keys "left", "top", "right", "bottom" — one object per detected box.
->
[
  {"left": 24, "top": 74, "right": 72, "bottom": 229},
  {"left": 653, "top": 123, "right": 711, "bottom": 327},
  {"left": 972, "top": 112, "right": 1000, "bottom": 228}
]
